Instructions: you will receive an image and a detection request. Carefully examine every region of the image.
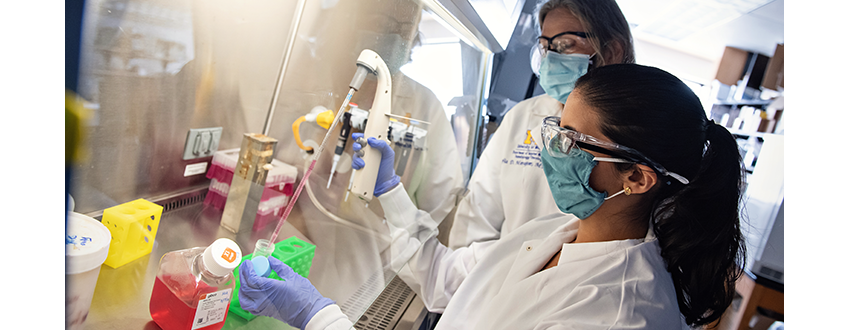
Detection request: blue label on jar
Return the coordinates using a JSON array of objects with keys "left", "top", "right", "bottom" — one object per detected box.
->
[{"left": 66, "top": 235, "right": 93, "bottom": 247}]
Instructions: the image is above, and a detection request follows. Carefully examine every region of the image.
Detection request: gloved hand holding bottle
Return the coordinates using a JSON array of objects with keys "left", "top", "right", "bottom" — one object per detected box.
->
[
  {"left": 351, "top": 132, "right": 400, "bottom": 196},
  {"left": 239, "top": 256, "right": 335, "bottom": 329}
]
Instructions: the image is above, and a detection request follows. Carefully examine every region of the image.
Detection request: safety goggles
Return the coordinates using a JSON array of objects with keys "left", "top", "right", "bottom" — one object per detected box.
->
[
  {"left": 536, "top": 31, "right": 590, "bottom": 57},
  {"left": 541, "top": 116, "right": 690, "bottom": 184},
  {"left": 530, "top": 31, "right": 595, "bottom": 76}
]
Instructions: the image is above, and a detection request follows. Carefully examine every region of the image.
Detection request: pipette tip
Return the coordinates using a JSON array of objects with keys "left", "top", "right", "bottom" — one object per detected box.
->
[{"left": 267, "top": 87, "right": 358, "bottom": 244}]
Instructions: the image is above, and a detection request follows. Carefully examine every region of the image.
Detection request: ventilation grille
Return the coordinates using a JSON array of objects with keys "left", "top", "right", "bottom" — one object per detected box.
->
[
  {"left": 160, "top": 189, "right": 207, "bottom": 212},
  {"left": 338, "top": 268, "right": 398, "bottom": 321},
  {"left": 338, "top": 270, "right": 386, "bottom": 320},
  {"left": 85, "top": 187, "right": 209, "bottom": 221},
  {"left": 351, "top": 275, "right": 416, "bottom": 330}
]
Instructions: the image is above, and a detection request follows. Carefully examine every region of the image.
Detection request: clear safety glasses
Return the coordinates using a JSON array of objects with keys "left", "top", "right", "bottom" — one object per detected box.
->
[
  {"left": 541, "top": 116, "right": 690, "bottom": 184},
  {"left": 536, "top": 31, "right": 590, "bottom": 58},
  {"left": 530, "top": 31, "right": 593, "bottom": 75}
]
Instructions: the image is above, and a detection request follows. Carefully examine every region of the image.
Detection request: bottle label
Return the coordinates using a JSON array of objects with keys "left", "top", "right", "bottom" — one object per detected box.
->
[{"left": 191, "top": 288, "right": 231, "bottom": 330}]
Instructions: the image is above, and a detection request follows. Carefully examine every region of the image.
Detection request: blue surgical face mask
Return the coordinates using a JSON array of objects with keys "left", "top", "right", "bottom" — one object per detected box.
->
[
  {"left": 540, "top": 145, "right": 626, "bottom": 219},
  {"left": 538, "top": 52, "right": 591, "bottom": 104}
]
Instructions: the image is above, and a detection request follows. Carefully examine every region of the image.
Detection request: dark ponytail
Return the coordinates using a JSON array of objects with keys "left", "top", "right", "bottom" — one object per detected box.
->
[
  {"left": 574, "top": 64, "right": 747, "bottom": 327},
  {"left": 653, "top": 122, "right": 747, "bottom": 326}
]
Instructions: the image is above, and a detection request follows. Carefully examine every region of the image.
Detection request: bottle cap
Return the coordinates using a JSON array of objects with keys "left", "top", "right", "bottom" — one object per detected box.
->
[
  {"left": 252, "top": 255, "right": 272, "bottom": 277},
  {"left": 203, "top": 238, "right": 242, "bottom": 276}
]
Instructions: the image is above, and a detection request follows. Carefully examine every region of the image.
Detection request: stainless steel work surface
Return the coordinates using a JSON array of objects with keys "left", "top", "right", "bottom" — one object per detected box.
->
[{"left": 85, "top": 192, "right": 415, "bottom": 330}]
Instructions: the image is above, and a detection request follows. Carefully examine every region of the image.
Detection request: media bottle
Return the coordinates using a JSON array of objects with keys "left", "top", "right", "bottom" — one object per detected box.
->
[{"left": 150, "top": 238, "right": 242, "bottom": 330}]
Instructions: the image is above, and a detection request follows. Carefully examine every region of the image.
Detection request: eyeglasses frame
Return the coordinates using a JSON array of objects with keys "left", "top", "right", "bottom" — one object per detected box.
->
[
  {"left": 537, "top": 31, "right": 590, "bottom": 55},
  {"left": 541, "top": 116, "right": 690, "bottom": 184}
]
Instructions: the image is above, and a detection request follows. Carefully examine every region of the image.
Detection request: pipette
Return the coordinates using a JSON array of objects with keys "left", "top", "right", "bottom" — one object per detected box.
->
[
  {"left": 267, "top": 88, "right": 354, "bottom": 244},
  {"left": 267, "top": 50, "right": 375, "bottom": 244},
  {"left": 327, "top": 111, "right": 352, "bottom": 188}
]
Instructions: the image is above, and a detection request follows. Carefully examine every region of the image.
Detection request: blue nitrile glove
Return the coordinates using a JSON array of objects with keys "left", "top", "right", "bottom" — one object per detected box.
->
[
  {"left": 351, "top": 132, "right": 401, "bottom": 197},
  {"left": 239, "top": 256, "right": 334, "bottom": 329}
]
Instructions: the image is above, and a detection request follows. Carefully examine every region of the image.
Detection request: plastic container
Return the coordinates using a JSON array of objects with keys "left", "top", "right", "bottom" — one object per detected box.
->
[
  {"left": 229, "top": 236, "right": 316, "bottom": 321},
  {"left": 203, "top": 148, "right": 297, "bottom": 227},
  {"left": 150, "top": 238, "right": 243, "bottom": 330},
  {"left": 253, "top": 194, "right": 289, "bottom": 231},
  {"left": 205, "top": 148, "right": 298, "bottom": 200},
  {"left": 66, "top": 212, "right": 112, "bottom": 330},
  {"left": 102, "top": 199, "right": 163, "bottom": 268}
]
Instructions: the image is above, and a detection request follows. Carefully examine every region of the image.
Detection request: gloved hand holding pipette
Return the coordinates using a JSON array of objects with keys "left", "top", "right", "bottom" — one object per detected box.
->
[
  {"left": 239, "top": 257, "right": 335, "bottom": 329},
  {"left": 351, "top": 132, "right": 400, "bottom": 197}
]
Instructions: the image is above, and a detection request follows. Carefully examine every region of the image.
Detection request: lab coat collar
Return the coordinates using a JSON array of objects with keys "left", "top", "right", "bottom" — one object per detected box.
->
[
  {"left": 528, "top": 95, "right": 562, "bottom": 150},
  {"left": 499, "top": 219, "right": 580, "bottom": 288},
  {"left": 558, "top": 220, "right": 657, "bottom": 264},
  {"left": 498, "top": 217, "right": 658, "bottom": 289},
  {"left": 530, "top": 94, "right": 563, "bottom": 118}
]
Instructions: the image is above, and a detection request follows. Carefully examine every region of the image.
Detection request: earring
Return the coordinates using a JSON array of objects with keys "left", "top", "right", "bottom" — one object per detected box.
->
[{"left": 624, "top": 186, "right": 631, "bottom": 195}]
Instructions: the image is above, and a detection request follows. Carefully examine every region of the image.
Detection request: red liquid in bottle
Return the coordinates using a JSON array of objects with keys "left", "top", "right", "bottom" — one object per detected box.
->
[{"left": 150, "top": 275, "right": 230, "bottom": 330}]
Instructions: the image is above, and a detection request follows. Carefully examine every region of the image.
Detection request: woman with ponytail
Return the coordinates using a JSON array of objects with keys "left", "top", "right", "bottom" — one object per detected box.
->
[
  {"left": 239, "top": 63, "right": 746, "bottom": 329},
  {"left": 568, "top": 63, "right": 747, "bottom": 326}
]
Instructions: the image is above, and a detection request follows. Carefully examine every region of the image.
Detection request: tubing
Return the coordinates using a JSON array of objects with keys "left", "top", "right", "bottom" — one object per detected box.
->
[{"left": 292, "top": 116, "right": 313, "bottom": 152}]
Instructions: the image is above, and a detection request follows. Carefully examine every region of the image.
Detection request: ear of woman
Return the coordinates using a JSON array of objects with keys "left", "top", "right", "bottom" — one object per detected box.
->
[
  {"left": 600, "top": 40, "right": 625, "bottom": 67},
  {"left": 622, "top": 164, "right": 658, "bottom": 196}
]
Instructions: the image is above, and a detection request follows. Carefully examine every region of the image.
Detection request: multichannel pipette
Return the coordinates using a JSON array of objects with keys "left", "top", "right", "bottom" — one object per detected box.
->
[{"left": 268, "top": 49, "right": 384, "bottom": 244}]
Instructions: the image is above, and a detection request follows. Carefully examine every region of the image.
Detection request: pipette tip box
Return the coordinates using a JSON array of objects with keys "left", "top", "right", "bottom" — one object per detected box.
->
[
  {"left": 230, "top": 236, "right": 316, "bottom": 321},
  {"left": 204, "top": 148, "right": 298, "bottom": 230},
  {"left": 101, "top": 199, "right": 163, "bottom": 268}
]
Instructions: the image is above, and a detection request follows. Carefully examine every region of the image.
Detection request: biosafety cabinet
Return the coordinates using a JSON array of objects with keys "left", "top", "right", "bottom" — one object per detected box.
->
[{"left": 68, "top": 0, "right": 524, "bottom": 329}]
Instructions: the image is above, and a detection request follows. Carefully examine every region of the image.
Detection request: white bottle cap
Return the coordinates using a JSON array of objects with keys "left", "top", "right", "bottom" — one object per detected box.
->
[{"left": 202, "top": 238, "right": 243, "bottom": 276}]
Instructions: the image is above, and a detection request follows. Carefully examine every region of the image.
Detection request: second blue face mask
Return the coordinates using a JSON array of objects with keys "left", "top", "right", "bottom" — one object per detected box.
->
[
  {"left": 540, "top": 146, "right": 624, "bottom": 219},
  {"left": 538, "top": 52, "right": 591, "bottom": 104}
]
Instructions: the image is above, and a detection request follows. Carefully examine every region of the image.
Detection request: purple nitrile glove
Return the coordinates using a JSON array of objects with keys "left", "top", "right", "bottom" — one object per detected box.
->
[
  {"left": 239, "top": 256, "right": 334, "bottom": 329},
  {"left": 351, "top": 132, "right": 401, "bottom": 197}
]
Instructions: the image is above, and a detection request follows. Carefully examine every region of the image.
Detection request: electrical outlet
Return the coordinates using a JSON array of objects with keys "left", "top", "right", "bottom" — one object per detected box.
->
[{"left": 182, "top": 127, "right": 223, "bottom": 160}]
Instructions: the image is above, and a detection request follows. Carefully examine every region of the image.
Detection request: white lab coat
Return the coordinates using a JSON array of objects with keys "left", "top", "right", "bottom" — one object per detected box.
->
[
  {"left": 448, "top": 93, "right": 563, "bottom": 249},
  {"left": 307, "top": 185, "right": 690, "bottom": 330}
]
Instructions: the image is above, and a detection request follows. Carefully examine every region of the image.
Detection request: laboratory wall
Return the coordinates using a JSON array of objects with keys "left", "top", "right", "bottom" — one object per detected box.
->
[
  {"left": 633, "top": 39, "right": 719, "bottom": 85},
  {"left": 71, "top": 0, "right": 494, "bottom": 215}
]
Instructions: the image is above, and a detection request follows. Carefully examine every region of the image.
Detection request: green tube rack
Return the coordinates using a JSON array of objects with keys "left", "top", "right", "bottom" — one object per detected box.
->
[{"left": 229, "top": 236, "right": 316, "bottom": 321}]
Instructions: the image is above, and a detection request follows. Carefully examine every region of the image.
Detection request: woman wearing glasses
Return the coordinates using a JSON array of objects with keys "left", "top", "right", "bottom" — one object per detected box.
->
[
  {"left": 448, "top": 0, "right": 636, "bottom": 250},
  {"left": 239, "top": 64, "right": 746, "bottom": 329}
]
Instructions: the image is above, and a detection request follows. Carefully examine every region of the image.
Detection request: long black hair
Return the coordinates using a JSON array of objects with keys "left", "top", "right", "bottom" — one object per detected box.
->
[{"left": 574, "top": 64, "right": 747, "bottom": 326}]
